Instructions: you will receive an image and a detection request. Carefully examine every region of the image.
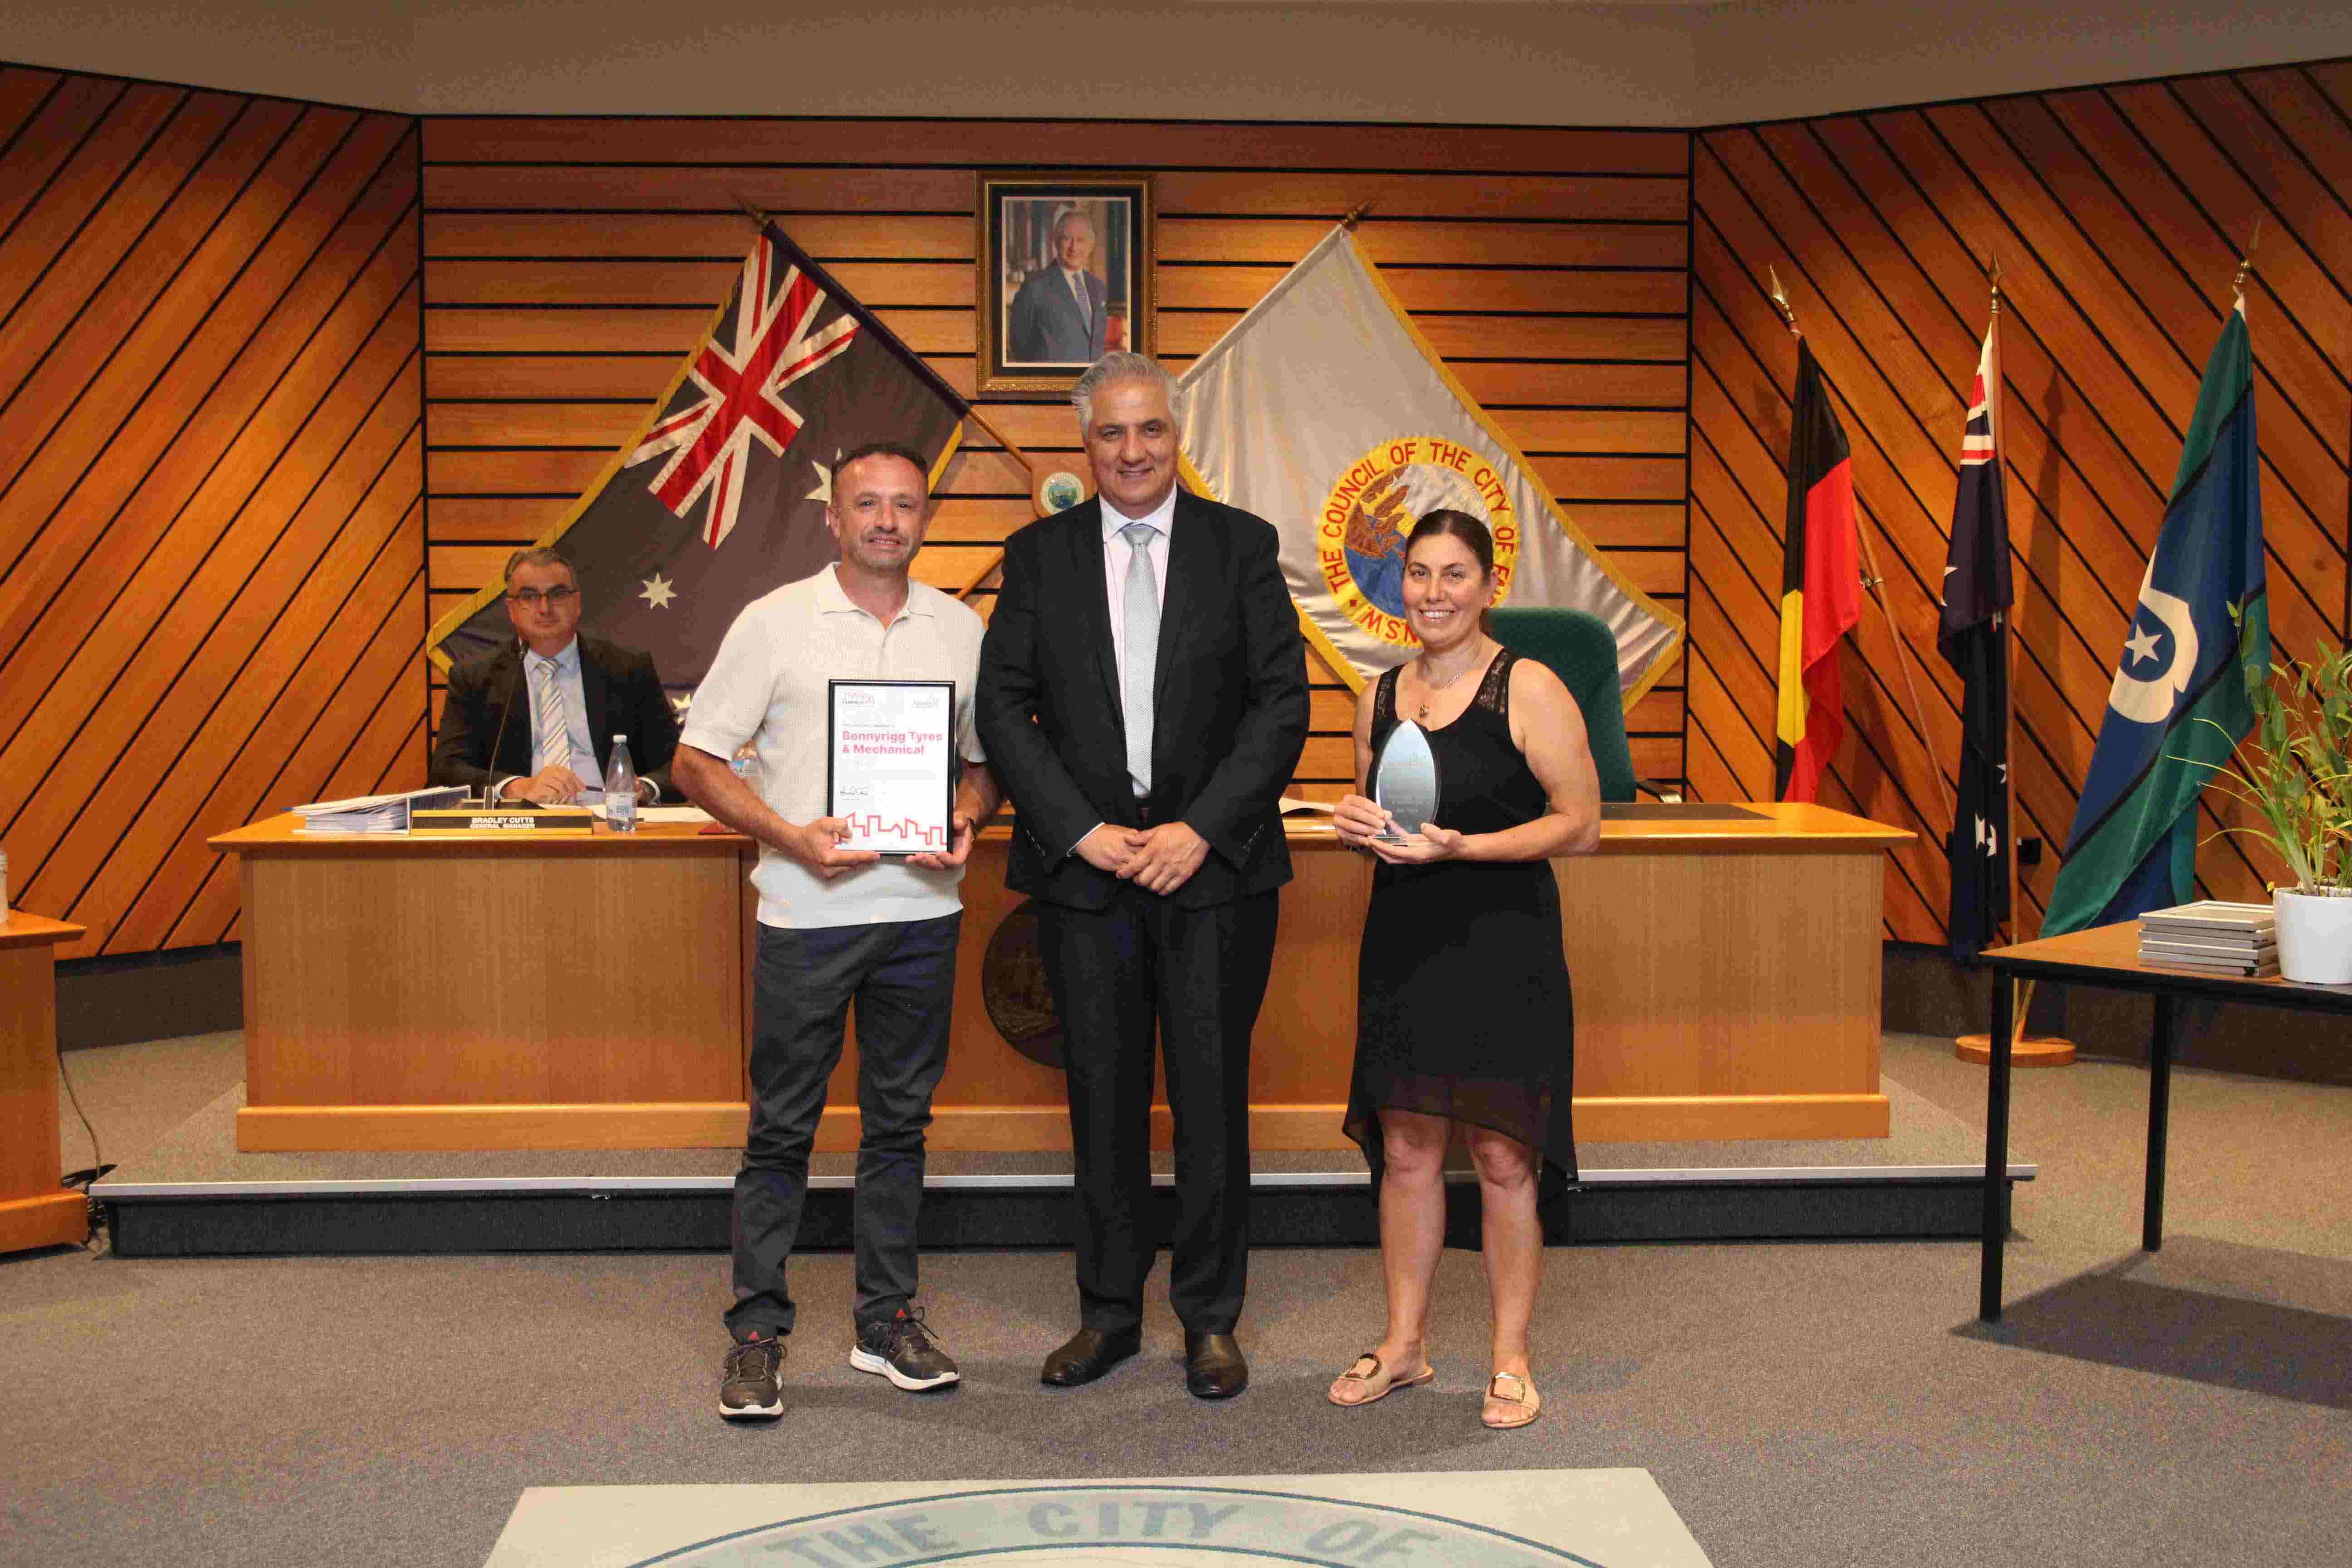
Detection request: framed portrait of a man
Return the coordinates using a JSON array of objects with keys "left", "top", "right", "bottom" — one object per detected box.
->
[{"left": 976, "top": 173, "right": 1154, "bottom": 393}]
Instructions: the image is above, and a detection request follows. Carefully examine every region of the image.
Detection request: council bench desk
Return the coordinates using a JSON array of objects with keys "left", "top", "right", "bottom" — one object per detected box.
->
[{"left": 211, "top": 803, "right": 1909, "bottom": 1153}]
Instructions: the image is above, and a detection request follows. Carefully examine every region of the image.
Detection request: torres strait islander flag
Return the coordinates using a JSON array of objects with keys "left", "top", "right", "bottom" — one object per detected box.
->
[
  {"left": 426, "top": 221, "right": 972, "bottom": 693},
  {"left": 1774, "top": 340, "right": 1862, "bottom": 803},
  {"left": 1937, "top": 318, "right": 2014, "bottom": 960},
  {"left": 2041, "top": 300, "right": 2267, "bottom": 936}
]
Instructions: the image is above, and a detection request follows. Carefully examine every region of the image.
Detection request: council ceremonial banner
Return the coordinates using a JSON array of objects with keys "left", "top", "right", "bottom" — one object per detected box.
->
[
  {"left": 1173, "top": 225, "right": 1683, "bottom": 704},
  {"left": 2043, "top": 299, "right": 2268, "bottom": 936},
  {"left": 426, "top": 222, "right": 970, "bottom": 691}
]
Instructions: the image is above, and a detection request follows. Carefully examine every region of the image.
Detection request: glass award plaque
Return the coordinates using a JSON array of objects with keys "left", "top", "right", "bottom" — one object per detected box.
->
[
  {"left": 827, "top": 679, "right": 956, "bottom": 856},
  {"left": 1368, "top": 720, "right": 1442, "bottom": 843}
]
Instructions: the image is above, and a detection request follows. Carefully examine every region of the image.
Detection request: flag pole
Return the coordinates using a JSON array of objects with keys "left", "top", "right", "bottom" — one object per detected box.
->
[
  {"left": 1956, "top": 252, "right": 2073, "bottom": 1068},
  {"left": 1767, "top": 267, "right": 1954, "bottom": 823}
]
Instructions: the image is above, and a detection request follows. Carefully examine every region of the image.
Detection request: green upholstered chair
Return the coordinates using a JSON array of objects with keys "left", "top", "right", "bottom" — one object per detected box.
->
[{"left": 1488, "top": 606, "right": 1640, "bottom": 802}]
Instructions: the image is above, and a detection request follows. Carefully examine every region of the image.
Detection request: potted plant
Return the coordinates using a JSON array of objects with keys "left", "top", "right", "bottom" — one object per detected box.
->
[{"left": 2190, "top": 638, "right": 2352, "bottom": 983}]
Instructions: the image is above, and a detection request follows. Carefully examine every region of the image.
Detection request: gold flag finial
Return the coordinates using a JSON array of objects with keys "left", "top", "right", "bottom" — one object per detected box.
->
[
  {"left": 1340, "top": 196, "right": 1380, "bottom": 231},
  {"left": 2231, "top": 215, "right": 2264, "bottom": 302},
  {"left": 1766, "top": 265, "right": 1800, "bottom": 336},
  {"left": 730, "top": 192, "right": 773, "bottom": 234},
  {"left": 1984, "top": 248, "right": 2003, "bottom": 314}
]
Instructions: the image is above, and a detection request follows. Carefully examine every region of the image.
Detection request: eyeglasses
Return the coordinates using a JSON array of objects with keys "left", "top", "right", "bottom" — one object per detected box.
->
[{"left": 506, "top": 586, "right": 578, "bottom": 608}]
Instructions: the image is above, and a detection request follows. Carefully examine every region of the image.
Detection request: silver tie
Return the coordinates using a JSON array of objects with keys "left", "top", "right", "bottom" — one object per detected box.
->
[
  {"left": 1120, "top": 522, "right": 1158, "bottom": 794},
  {"left": 533, "top": 660, "right": 573, "bottom": 772}
]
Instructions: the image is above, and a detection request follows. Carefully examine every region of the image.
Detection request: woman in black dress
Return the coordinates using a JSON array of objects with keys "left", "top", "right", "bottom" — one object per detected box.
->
[{"left": 1326, "top": 510, "right": 1600, "bottom": 1430}]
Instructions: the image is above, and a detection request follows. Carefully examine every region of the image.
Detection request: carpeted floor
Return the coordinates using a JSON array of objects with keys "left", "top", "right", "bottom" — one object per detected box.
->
[{"left": 5, "top": 1032, "right": 2347, "bottom": 1568}]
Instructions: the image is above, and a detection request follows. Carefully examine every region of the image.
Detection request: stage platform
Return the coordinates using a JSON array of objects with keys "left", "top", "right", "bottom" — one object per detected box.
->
[{"left": 93, "top": 1068, "right": 2032, "bottom": 1258}]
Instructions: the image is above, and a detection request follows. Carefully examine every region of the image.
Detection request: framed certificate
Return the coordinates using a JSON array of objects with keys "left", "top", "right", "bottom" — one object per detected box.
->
[{"left": 827, "top": 679, "right": 956, "bottom": 856}]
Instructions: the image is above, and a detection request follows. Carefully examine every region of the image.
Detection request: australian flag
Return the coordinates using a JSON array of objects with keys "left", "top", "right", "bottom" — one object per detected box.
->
[
  {"left": 1937, "top": 319, "right": 2013, "bottom": 961},
  {"left": 2042, "top": 300, "right": 2268, "bottom": 936},
  {"left": 426, "top": 221, "right": 970, "bottom": 691}
]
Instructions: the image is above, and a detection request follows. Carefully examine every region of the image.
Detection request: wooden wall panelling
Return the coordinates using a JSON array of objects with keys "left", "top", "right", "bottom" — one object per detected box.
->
[
  {"left": 0, "top": 98, "right": 313, "bottom": 529},
  {"left": 419, "top": 116, "right": 1691, "bottom": 808},
  {"left": 1688, "top": 63, "right": 2352, "bottom": 948},
  {"left": 0, "top": 107, "right": 380, "bottom": 575},
  {"left": 3, "top": 228, "right": 420, "bottom": 924},
  {"left": 62, "top": 407, "right": 423, "bottom": 954},
  {"left": 156, "top": 541, "right": 429, "bottom": 950},
  {"left": 0, "top": 72, "right": 425, "bottom": 956},
  {"left": 0, "top": 68, "right": 68, "bottom": 152},
  {"left": 0, "top": 72, "right": 130, "bottom": 235},
  {"left": 0, "top": 216, "right": 421, "bottom": 846},
  {"left": 0, "top": 86, "right": 235, "bottom": 325}
]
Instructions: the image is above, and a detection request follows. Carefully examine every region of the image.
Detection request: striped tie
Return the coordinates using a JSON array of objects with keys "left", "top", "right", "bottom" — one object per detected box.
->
[
  {"left": 533, "top": 661, "right": 572, "bottom": 772},
  {"left": 1121, "top": 522, "right": 1158, "bottom": 794}
]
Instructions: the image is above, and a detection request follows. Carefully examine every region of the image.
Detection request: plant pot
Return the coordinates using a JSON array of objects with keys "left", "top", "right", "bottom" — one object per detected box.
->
[{"left": 2273, "top": 887, "right": 2352, "bottom": 985}]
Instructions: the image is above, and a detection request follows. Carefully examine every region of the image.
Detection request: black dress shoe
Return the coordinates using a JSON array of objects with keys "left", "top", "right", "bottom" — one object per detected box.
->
[
  {"left": 1040, "top": 1327, "right": 1141, "bottom": 1387},
  {"left": 1183, "top": 1330, "right": 1249, "bottom": 1399}
]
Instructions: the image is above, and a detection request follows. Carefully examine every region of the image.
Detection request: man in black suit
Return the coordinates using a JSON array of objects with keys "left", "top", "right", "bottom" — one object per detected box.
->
[
  {"left": 1008, "top": 210, "right": 1110, "bottom": 365},
  {"left": 429, "top": 547, "right": 681, "bottom": 804},
  {"left": 977, "top": 352, "right": 1308, "bottom": 1399}
]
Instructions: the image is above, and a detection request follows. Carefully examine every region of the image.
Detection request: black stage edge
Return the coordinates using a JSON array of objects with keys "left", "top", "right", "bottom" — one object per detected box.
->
[{"left": 102, "top": 1173, "right": 2022, "bottom": 1259}]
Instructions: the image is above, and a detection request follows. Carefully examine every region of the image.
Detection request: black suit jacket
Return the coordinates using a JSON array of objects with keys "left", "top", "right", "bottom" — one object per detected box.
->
[
  {"left": 428, "top": 634, "right": 681, "bottom": 800},
  {"left": 977, "top": 490, "right": 1309, "bottom": 911}
]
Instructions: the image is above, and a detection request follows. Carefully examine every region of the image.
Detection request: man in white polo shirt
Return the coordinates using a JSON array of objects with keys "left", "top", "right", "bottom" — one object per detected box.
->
[{"left": 673, "top": 441, "right": 997, "bottom": 1421}]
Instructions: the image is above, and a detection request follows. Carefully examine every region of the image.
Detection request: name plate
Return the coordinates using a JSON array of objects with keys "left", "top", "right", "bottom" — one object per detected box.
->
[
  {"left": 828, "top": 678, "right": 955, "bottom": 856},
  {"left": 411, "top": 807, "right": 596, "bottom": 838}
]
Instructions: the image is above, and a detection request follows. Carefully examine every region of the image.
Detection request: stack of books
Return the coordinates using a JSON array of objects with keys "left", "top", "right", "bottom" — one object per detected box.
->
[{"left": 2137, "top": 901, "right": 2279, "bottom": 977}]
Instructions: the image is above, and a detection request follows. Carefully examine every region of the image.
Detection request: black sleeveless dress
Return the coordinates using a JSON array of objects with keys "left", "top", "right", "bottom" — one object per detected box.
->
[{"left": 1343, "top": 647, "right": 1578, "bottom": 1201}]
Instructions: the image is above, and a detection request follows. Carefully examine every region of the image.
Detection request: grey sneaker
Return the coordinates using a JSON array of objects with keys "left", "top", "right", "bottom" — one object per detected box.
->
[
  {"left": 720, "top": 1334, "right": 785, "bottom": 1419},
  {"left": 849, "top": 1306, "right": 960, "bottom": 1391}
]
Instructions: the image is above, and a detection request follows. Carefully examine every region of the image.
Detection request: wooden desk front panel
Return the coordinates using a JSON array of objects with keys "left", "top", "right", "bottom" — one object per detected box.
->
[
  {"left": 1560, "top": 849, "right": 1883, "bottom": 1098},
  {"left": 242, "top": 847, "right": 742, "bottom": 1108},
  {"left": 222, "top": 807, "right": 1898, "bottom": 1151}
]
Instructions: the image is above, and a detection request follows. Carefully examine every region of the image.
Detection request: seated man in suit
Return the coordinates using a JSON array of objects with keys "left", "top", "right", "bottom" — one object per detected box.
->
[
  {"left": 1008, "top": 209, "right": 1110, "bottom": 365},
  {"left": 428, "top": 547, "right": 680, "bottom": 804}
]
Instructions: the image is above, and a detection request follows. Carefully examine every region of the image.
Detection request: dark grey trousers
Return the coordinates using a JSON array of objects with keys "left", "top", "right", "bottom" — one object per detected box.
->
[
  {"left": 1038, "top": 887, "right": 1279, "bottom": 1338},
  {"left": 725, "top": 911, "right": 960, "bottom": 1341}
]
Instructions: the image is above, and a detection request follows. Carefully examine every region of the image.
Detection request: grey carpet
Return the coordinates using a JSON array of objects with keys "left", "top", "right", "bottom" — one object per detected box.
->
[{"left": 5, "top": 1032, "right": 2347, "bottom": 1568}]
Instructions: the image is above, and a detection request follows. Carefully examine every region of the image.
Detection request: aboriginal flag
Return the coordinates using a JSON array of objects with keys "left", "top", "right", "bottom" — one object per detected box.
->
[
  {"left": 1774, "top": 340, "right": 1861, "bottom": 803},
  {"left": 425, "top": 221, "right": 971, "bottom": 692},
  {"left": 1938, "top": 319, "right": 2014, "bottom": 961}
]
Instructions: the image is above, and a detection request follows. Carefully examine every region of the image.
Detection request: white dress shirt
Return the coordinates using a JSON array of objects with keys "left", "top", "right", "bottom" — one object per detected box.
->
[{"left": 524, "top": 640, "right": 602, "bottom": 788}]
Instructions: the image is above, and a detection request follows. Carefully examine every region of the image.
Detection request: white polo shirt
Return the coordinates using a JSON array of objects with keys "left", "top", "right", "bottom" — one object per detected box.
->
[{"left": 681, "top": 564, "right": 987, "bottom": 930}]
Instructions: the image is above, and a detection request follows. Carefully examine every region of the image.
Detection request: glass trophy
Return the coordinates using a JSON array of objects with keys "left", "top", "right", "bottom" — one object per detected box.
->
[{"left": 1368, "top": 720, "right": 1442, "bottom": 843}]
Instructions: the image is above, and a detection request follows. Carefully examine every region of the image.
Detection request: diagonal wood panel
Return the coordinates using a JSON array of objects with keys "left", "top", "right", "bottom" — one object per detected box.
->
[
  {"left": 1690, "top": 63, "right": 2352, "bottom": 947},
  {"left": 0, "top": 72, "right": 424, "bottom": 957}
]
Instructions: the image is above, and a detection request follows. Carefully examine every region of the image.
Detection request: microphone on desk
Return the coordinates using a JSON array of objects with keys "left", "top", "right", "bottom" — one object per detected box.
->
[{"left": 479, "top": 645, "right": 524, "bottom": 806}]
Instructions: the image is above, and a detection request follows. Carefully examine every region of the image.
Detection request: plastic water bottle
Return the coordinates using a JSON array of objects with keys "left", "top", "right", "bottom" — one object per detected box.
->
[
  {"left": 606, "top": 735, "right": 638, "bottom": 833},
  {"left": 730, "top": 744, "right": 764, "bottom": 799}
]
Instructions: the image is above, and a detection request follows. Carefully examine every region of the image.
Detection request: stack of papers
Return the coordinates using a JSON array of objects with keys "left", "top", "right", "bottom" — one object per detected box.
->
[
  {"left": 292, "top": 785, "right": 466, "bottom": 833},
  {"left": 2137, "top": 901, "right": 2278, "bottom": 977}
]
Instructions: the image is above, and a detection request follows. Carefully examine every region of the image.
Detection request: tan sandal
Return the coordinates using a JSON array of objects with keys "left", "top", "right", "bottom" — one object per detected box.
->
[
  {"left": 1328, "top": 1350, "right": 1435, "bottom": 1407},
  {"left": 1482, "top": 1371, "right": 1540, "bottom": 1429}
]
